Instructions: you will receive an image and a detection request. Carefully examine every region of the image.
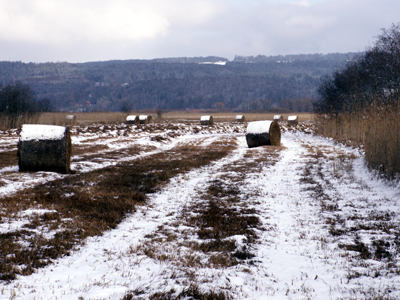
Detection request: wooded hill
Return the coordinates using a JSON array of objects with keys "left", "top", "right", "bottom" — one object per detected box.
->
[{"left": 0, "top": 53, "right": 359, "bottom": 112}]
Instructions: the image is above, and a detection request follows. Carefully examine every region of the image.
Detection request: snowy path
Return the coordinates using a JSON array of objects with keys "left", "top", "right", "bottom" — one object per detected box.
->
[{"left": 2, "top": 132, "right": 400, "bottom": 300}]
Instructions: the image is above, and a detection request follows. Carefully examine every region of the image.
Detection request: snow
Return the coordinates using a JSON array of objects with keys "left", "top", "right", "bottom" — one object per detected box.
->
[
  {"left": 139, "top": 115, "right": 148, "bottom": 120},
  {"left": 201, "top": 115, "right": 212, "bottom": 121},
  {"left": 199, "top": 61, "right": 227, "bottom": 65},
  {"left": 235, "top": 115, "right": 244, "bottom": 119},
  {"left": 1, "top": 122, "right": 400, "bottom": 299},
  {"left": 246, "top": 120, "right": 273, "bottom": 134},
  {"left": 19, "top": 124, "right": 66, "bottom": 141},
  {"left": 288, "top": 116, "right": 298, "bottom": 121},
  {"left": 126, "top": 115, "right": 137, "bottom": 121}
]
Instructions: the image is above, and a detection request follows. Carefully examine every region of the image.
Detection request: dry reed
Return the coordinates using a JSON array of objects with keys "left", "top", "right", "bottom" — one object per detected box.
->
[
  {"left": 315, "top": 102, "right": 400, "bottom": 180},
  {"left": 0, "top": 114, "right": 41, "bottom": 130}
]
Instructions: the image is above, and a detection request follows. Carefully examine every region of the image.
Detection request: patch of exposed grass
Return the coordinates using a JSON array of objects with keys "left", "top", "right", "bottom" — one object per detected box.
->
[
  {"left": 72, "top": 144, "right": 154, "bottom": 163},
  {"left": 123, "top": 283, "right": 232, "bottom": 300},
  {"left": 339, "top": 240, "right": 371, "bottom": 260},
  {"left": 0, "top": 150, "right": 18, "bottom": 169},
  {"left": 190, "top": 199, "right": 260, "bottom": 241},
  {"left": 71, "top": 144, "right": 110, "bottom": 157}
]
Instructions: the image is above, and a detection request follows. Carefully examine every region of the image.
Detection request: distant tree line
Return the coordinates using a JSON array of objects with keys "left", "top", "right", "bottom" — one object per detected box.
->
[
  {"left": 234, "top": 52, "right": 360, "bottom": 63},
  {"left": 0, "top": 53, "right": 354, "bottom": 113},
  {"left": 0, "top": 83, "right": 54, "bottom": 128},
  {"left": 314, "top": 23, "right": 400, "bottom": 113}
]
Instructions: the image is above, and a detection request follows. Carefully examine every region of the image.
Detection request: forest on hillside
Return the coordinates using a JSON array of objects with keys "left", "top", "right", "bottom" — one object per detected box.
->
[{"left": 0, "top": 53, "right": 358, "bottom": 112}]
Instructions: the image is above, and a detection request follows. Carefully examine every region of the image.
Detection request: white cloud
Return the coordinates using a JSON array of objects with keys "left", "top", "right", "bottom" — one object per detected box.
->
[{"left": 0, "top": 0, "right": 220, "bottom": 45}]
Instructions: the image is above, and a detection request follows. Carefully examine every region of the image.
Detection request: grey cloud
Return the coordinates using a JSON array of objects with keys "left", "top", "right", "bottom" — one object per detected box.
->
[{"left": 0, "top": 0, "right": 399, "bottom": 62}]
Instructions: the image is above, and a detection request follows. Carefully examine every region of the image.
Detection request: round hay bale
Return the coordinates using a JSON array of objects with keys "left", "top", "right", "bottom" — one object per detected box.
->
[
  {"left": 126, "top": 115, "right": 139, "bottom": 125},
  {"left": 18, "top": 124, "right": 71, "bottom": 173},
  {"left": 139, "top": 115, "right": 149, "bottom": 124},
  {"left": 288, "top": 115, "right": 298, "bottom": 125},
  {"left": 235, "top": 115, "right": 245, "bottom": 122},
  {"left": 65, "top": 114, "right": 77, "bottom": 125},
  {"left": 273, "top": 115, "right": 283, "bottom": 122},
  {"left": 200, "top": 115, "right": 213, "bottom": 126},
  {"left": 246, "top": 120, "right": 281, "bottom": 148}
]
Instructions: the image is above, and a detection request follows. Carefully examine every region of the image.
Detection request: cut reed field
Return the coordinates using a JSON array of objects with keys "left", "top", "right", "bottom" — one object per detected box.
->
[{"left": 0, "top": 139, "right": 234, "bottom": 280}]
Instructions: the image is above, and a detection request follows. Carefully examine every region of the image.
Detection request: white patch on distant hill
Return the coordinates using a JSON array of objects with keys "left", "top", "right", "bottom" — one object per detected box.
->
[{"left": 199, "top": 61, "right": 227, "bottom": 65}]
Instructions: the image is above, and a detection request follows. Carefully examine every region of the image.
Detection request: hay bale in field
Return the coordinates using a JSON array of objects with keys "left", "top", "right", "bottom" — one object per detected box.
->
[
  {"left": 126, "top": 115, "right": 139, "bottom": 125},
  {"left": 246, "top": 120, "right": 281, "bottom": 148},
  {"left": 65, "top": 114, "right": 77, "bottom": 125},
  {"left": 18, "top": 124, "right": 71, "bottom": 173},
  {"left": 273, "top": 115, "right": 283, "bottom": 122},
  {"left": 147, "top": 115, "right": 153, "bottom": 122},
  {"left": 200, "top": 115, "right": 213, "bottom": 126},
  {"left": 288, "top": 115, "right": 298, "bottom": 125},
  {"left": 235, "top": 115, "right": 246, "bottom": 122},
  {"left": 139, "top": 115, "right": 149, "bottom": 124}
]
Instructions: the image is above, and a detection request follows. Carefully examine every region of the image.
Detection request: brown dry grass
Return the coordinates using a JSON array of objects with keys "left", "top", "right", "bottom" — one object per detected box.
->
[
  {"left": 37, "top": 112, "right": 127, "bottom": 125},
  {"left": 0, "top": 150, "right": 17, "bottom": 169},
  {"left": 0, "top": 114, "right": 41, "bottom": 131},
  {"left": 0, "top": 140, "right": 234, "bottom": 280}
]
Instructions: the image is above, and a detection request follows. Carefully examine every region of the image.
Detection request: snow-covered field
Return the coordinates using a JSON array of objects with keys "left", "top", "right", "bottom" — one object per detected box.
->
[{"left": 0, "top": 122, "right": 399, "bottom": 300}]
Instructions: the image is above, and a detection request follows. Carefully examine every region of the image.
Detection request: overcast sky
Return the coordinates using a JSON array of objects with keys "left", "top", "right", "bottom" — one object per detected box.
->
[{"left": 0, "top": 0, "right": 399, "bottom": 63}]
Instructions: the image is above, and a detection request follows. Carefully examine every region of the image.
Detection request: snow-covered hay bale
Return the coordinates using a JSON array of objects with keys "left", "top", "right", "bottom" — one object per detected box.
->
[
  {"left": 18, "top": 124, "right": 71, "bottom": 173},
  {"left": 65, "top": 114, "right": 77, "bottom": 125},
  {"left": 126, "top": 115, "right": 139, "bottom": 125},
  {"left": 235, "top": 115, "right": 245, "bottom": 122},
  {"left": 147, "top": 115, "right": 153, "bottom": 122},
  {"left": 288, "top": 115, "right": 299, "bottom": 125},
  {"left": 273, "top": 115, "right": 283, "bottom": 122},
  {"left": 200, "top": 115, "right": 213, "bottom": 126},
  {"left": 246, "top": 121, "right": 281, "bottom": 148},
  {"left": 139, "top": 115, "right": 149, "bottom": 124}
]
